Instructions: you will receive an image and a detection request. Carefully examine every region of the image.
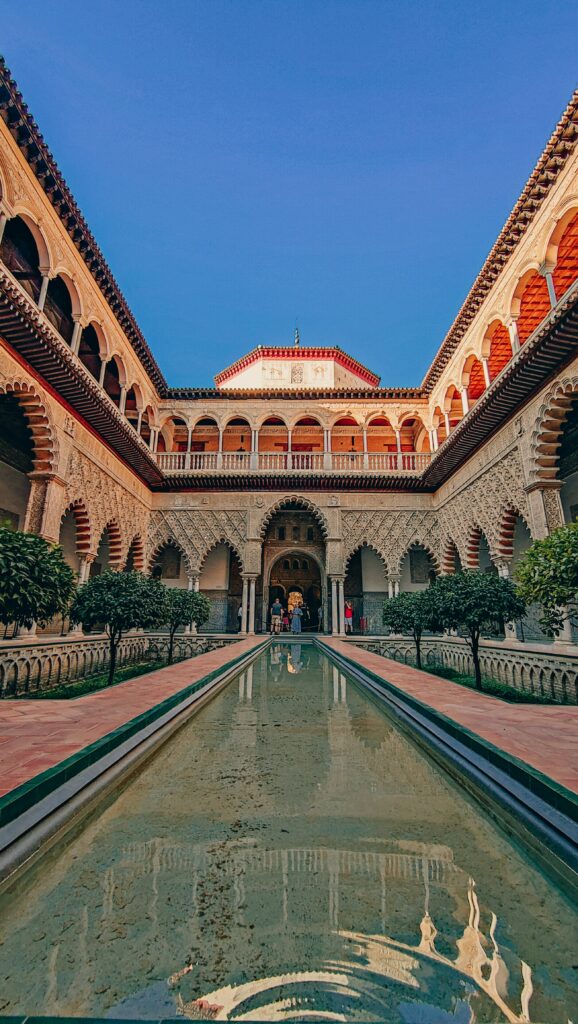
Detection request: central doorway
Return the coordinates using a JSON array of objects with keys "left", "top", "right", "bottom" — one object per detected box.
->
[{"left": 268, "top": 552, "right": 322, "bottom": 631}]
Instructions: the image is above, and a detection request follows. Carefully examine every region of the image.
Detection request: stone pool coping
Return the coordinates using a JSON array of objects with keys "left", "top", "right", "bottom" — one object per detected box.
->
[
  {"left": 0, "top": 636, "right": 266, "bottom": 833},
  {"left": 320, "top": 638, "right": 578, "bottom": 879}
]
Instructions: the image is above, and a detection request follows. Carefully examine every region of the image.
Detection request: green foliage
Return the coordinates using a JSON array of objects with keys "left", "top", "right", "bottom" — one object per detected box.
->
[
  {"left": 0, "top": 528, "right": 76, "bottom": 631},
  {"left": 71, "top": 570, "right": 164, "bottom": 683},
  {"left": 382, "top": 588, "right": 440, "bottom": 668},
  {"left": 515, "top": 522, "right": 578, "bottom": 635},
  {"left": 432, "top": 571, "right": 525, "bottom": 690},
  {"left": 158, "top": 587, "right": 211, "bottom": 663}
]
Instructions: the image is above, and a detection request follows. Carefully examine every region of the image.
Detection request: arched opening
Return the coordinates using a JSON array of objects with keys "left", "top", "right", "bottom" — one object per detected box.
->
[
  {"left": 44, "top": 276, "right": 74, "bottom": 344},
  {"left": 345, "top": 545, "right": 387, "bottom": 634},
  {"left": 160, "top": 417, "right": 189, "bottom": 453},
  {"left": 442, "top": 539, "right": 462, "bottom": 575},
  {"left": 551, "top": 210, "right": 578, "bottom": 300},
  {"left": 331, "top": 416, "right": 362, "bottom": 454},
  {"left": 261, "top": 501, "right": 326, "bottom": 633},
  {"left": 399, "top": 543, "right": 437, "bottom": 592},
  {"left": 124, "top": 386, "right": 140, "bottom": 431},
  {"left": 222, "top": 417, "right": 251, "bottom": 454},
  {"left": 58, "top": 501, "right": 91, "bottom": 574},
  {"left": 483, "top": 321, "right": 511, "bottom": 381},
  {"left": 399, "top": 416, "right": 430, "bottom": 453},
  {"left": 78, "top": 323, "right": 102, "bottom": 380},
  {"left": 124, "top": 535, "right": 145, "bottom": 572},
  {"left": 0, "top": 215, "right": 42, "bottom": 302},
  {"left": 514, "top": 271, "right": 550, "bottom": 345},
  {"left": 504, "top": 514, "right": 546, "bottom": 643},
  {"left": 462, "top": 355, "right": 486, "bottom": 404},
  {"left": 151, "top": 541, "right": 188, "bottom": 586},
  {"left": 0, "top": 393, "right": 34, "bottom": 529},
  {"left": 91, "top": 522, "right": 122, "bottom": 576},
  {"left": 102, "top": 356, "right": 124, "bottom": 407},
  {"left": 466, "top": 526, "right": 495, "bottom": 572},
  {"left": 291, "top": 417, "right": 324, "bottom": 469},
  {"left": 366, "top": 416, "right": 396, "bottom": 452},
  {"left": 199, "top": 542, "right": 243, "bottom": 632},
  {"left": 257, "top": 417, "right": 288, "bottom": 469},
  {"left": 559, "top": 397, "right": 578, "bottom": 523},
  {"left": 443, "top": 385, "right": 464, "bottom": 430},
  {"left": 191, "top": 417, "right": 219, "bottom": 453}
]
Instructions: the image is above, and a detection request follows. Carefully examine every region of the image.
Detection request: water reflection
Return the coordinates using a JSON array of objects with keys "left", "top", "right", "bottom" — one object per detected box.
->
[{"left": 0, "top": 647, "right": 575, "bottom": 1022}]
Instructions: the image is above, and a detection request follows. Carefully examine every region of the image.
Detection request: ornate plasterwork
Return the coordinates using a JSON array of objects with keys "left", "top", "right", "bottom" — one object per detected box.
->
[
  {"left": 148, "top": 508, "right": 248, "bottom": 575},
  {"left": 341, "top": 509, "right": 442, "bottom": 575},
  {"left": 529, "top": 373, "right": 578, "bottom": 485},
  {"left": 64, "top": 448, "right": 149, "bottom": 561}
]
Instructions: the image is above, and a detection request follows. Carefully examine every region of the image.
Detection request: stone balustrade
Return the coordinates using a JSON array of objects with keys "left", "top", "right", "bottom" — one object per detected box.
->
[{"left": 155, "top": 450, "right": 432, "bottom": 474}]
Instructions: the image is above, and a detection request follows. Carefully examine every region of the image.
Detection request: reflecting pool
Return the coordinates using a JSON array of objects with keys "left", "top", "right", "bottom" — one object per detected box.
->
[{"left": 0, "top": 644, "right": 577, "bottom": 1022}]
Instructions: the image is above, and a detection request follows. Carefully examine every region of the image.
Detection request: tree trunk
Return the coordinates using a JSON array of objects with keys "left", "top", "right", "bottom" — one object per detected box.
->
[
  {"left": 168, "top": 628, "right": 175, "bottom": 665},
  {"left": 471, "top": 632, "right": 483, "bottom": 691},
  {"left": 108, "top": 631, "right": 119, "bottom": 686},
  {"left": 414, "top": 630, "right": 422, "bottom": 670}
]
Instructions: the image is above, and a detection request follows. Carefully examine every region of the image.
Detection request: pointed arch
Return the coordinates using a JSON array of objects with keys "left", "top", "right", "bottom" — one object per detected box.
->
[
  {"left": 344, "top": 541, "right": 388, "bottom": 574},
  {"left": 0, "top": 379, "right": 57, "bottom": 472},
  {"left": 397, "top": 539, "right": 440, "bottom": 578},
  {"left": 124, "top": 534, "right": 145, "bottom": 571},
  {"left": 441, "top": 538, "right": 462, "bottom": 575},
  {"left": 60, "top": 499, "right": 92, "bottom": 557},
  {"left": 148, "top": 537, "right": 195, "bottom": 578},
  {"left": 258, "top": 496, "right": 329, "bottom": 539},
  {"left": 198, "top": 536, "right": 245, "bottom": 575},
  {"left": 97, "top": 519, "right": 123, "bottom": 569},
  {"left": 465, "top": 524, "right": 495, "bottom": 570},
  {"left": 529, "top": 374, "right": 578, "bottom": 485}
]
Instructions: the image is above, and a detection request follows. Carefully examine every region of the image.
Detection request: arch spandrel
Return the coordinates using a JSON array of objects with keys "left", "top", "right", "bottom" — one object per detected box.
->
[{"left": 147, "top": 508, "right": 248, "bottom": 576}]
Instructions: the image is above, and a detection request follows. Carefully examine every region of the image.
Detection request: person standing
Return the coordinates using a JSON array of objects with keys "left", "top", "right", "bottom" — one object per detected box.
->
[
  {"left": 344, "top": 600, "right": 354, "bottom": 634},
  {"left": 270, "top": 597, "right": 283, "bottom": 634},
  {"left": 291, "top": 604, "right": 303, "bottom": 634},
  {"left": 237, "top": 603, "right": 244, "bottom": 632}
]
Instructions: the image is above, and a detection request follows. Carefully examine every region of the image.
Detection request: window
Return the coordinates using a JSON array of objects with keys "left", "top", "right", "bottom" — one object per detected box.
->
[
  {"left": 306, "top": 527, "right": 314, "bottom": 542},
  {"left": 302, "top": 559, "right": 309, "bottom": 571},
  {"left": 292, "top": 526, "right": 300, "bottom": 541},
  {"left": 277, "top": 526, "right": 286, "bottom": 541},
  {"left": 292, "top": 559, "right": 299, "bottom": 570},
  {"left": 283, "top": 559, "right": 290, "bottom": 570}
]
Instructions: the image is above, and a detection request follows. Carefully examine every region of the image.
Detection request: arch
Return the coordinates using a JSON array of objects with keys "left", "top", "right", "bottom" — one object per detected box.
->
[
  {"left": 331, "top": 415, "right": 363, "bottom": 453},
  {"left": 149, "top": 537, "right": 194, "bottom": 579},
  {"left": 529, "top": 375, "right": 578, "bottom": 485},
  {"left": 7, "top": 210, "right": 51, "bottom": 271},
  {"left": 546, "top": 207, "right": 578, "bottom": 298},
  {"left": 124, "top": 384, "right": 142, "bottom": 431},
  {"left": 398, "top": 540, "right": 440, "bottom": 583},
  {"left": 0, "top": 214, "right": 44, "bottom": 304},
  {"left": 344, "top": 541, "right": 387, "bottom": 573},
  {"left": 59, "top": 499, "right": 92, "bottom": 557},
  {"left": 258, "top": 416, "right": 288, "bottom": 454},
  {"left": 461, "top": 354, "right": 486, "bottom": 403},
  {"left": 482, "top": 320, "right": 511, "bottom": 381},
  {"left": 496, "top": 507, "right": 532, "bottom": 562},
  {"left": 432, "top": 405, "right": 447, "bottom": 444},
  {"left": 366, "top": 415, "right": 396, "bottom": 452},
  {"left": 94, "top": 520, "right": 123, "bottom": 571},
  {"left": 257, "top": 412, "right": 289, "bottom": 429},
  {"left": 222, "top": 416, "right": 251, "bottom": 454},
  {"left": 124, "top": 534, "right": 145, "bottom": 571},
  {"left": 101, "top": 354, "right": 127, "bottom": 406},
  {"left": 511, "top": 270, "right": 550, "bottom": 344},
  {"left": 159, "top": 415, "right": 189, "bottom": 453},
  {"left": 265, "top": 545, "right": 324, "bottom": 588},
  {"left": 443, "top": 384, "right": 464, "bottom": 428},
  {"left": 139, "top": 405, "right": 155, "bottom": 447},
  {"left": 441, "top": 538, "right": 462, "bottom": 575},
  {"left": 190, "top": 416, "right": 219, "bottom": 453},
  {"left": 43, "top": 274, "right": 78, "bottom": 344},
  {"left": 0, "top": 379, "right": 56, "bottom": 472},
  {"left": 198, "top": 536, "right": 245, "bottom": 575},
  {"left": 78, "top": 322, "right": 106, "bottom": 380},
  {"left": 465, "top": 525, "right": 495, "bottom": 571},
  {"left": 258, "top": 496, "right": 329, "bottom": 540},
  {"left": 398, "top": 414, "right": 430, "bottom": 453}
]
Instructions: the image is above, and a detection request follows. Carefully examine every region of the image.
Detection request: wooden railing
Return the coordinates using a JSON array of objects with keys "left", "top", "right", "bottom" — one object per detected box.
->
[{"left": 155, "top": 451, "right": 432, "bottom": 474}]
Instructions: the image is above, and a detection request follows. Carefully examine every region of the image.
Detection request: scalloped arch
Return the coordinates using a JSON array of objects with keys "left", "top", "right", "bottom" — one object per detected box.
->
[
  {"left": 529, "top": 374, "right": 578, "bottom": 485},
  {"left": 0, "top": 378, "right": 58, "bottom": 473},
  {"left": 258, "top": 496, "right": 329, "bottom": 539}
]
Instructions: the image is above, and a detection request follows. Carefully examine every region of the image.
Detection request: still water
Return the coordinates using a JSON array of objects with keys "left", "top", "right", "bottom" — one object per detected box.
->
[{"left": 0, "top": 644, "right": 576, "bottom": 1022}]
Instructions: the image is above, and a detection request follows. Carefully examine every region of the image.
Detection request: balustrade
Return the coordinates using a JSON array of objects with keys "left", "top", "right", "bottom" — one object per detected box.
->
[{"left": 155, "top": 450, "right": 432, "bottom": 475}]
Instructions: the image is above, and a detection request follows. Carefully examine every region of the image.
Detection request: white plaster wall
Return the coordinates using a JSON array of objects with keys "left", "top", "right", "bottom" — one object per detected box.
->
[
  {"left": 561, "top": 470, "right": 578, "bottom": 523},
  {"left": 200, "top": 544, "right": 230, "bottom": 590},
  {"left": 361, "top": 547, "right": 387, "bottom": 591},
  {"left": 218, "top": 356, "right": 373, "bottom": 390},
  {"left": 59, "top": 511, "right": 80, "bottom": 573}
]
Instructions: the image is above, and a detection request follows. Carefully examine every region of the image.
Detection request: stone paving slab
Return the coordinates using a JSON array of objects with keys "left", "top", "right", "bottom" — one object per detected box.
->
[
  {"left": 0, "top": 637, "right": 263, "bottom": 799},
  {"left": 324, "top": 639, "right": 578, "bottom": 795}
]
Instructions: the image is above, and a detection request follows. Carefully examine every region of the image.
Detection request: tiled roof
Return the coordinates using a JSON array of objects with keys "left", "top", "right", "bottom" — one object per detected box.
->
[{"left": 213, "top": 345, "right": 381, "bottom": 387}]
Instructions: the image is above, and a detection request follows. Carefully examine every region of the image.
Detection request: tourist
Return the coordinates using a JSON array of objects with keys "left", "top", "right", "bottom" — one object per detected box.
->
[
  {"left": 270, "top": 597, "right": 283, "bottom": 634},
  {"left": 282, "top": 610, "right": 290, "bottom": 632},
  {"left": 291, "top": 604, "right": 303, "bottom": 634},
  {"left": 237, "top": 603, "right": 243, "bottom": 632},
  {"left": 344, "top": 601, "right": 354, "bottom": 634}
]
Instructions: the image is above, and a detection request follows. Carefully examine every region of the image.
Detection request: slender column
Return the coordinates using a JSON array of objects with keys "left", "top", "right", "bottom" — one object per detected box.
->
[
  {"left": 119, "top": 386, "right": 127, "bottom": 414},
  {"left": 98, "top": 360, "right": 107, "bottom": 388},
  {"left": 217, "top": 428, "right": 223, "bottom": 469},
  {"left": 0, "top": 210, "right": 7, "bottom": 243},
  {"left": 507, "top": 319, "right": 520, "bottom": 355},
  {"left": 338, "top": 579, "right": 345, "bottom": 635},
  {"left": 248, "top": 577, "right": 256, "bottom": 635},
  {"left": 250, "top": 428, "right": 258, "bottom": 470},
  {"left": 430, "top": 428, "right": 439, "bottom": 452},
  {"left": 539, "top": 261, "right": 557, "bottom": 308},
  {"left": 136, "top": 409, "right": 143, "bottom": 434},
  {"left": 443, "top": 412, "right": 451, "bottom": 436},
  {"left": 70, "top": 318, "right": 82, "bottom": 355},
  {"left": 241, "top": 576, "right": 249, "bottom": 634},
  {"left": 460, "top": 387, "right": 469, "bottom": 415},
  {"left": 481, "top": 358, "right": 491, "bottom": 389},
  {"left": 323, "top": 428, "right": 331, "bottom": 470},
  {"left": 150, "top": 427, "right": 159, "bottom": 452},
  {"left": 362, "top": 427, "right": 368, "bottom": 470},
  {"left": 194, "top": 577, "right": 200, "bottom": 592},
  {"left": 331, "top": 578, "right": 338, "bottom": 635},
  {"left": 38, "top": 274, "right": 49, "bottom": 311}
]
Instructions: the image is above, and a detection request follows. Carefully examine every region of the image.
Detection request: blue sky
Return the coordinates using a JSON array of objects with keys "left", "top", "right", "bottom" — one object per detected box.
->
[{"left": 3, "top": 1, "right": 577, "bottom": 387}]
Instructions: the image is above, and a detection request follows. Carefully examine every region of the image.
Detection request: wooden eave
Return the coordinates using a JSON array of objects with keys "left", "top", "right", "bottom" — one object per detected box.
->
[
  {"left": 0, "top": 269, "right": 164, "bottom": 486},
  {"left": 152, "top": 472, "right": 432, "bottom": 493},
  {"left": 166, "top": 387, "right": 426, "bottom": 401},
  {"left": 422, "top": 89, "right": 578, "bottom": 391},
  {"left": 0, "top": 58, "right": 167, "bottom": 395}
]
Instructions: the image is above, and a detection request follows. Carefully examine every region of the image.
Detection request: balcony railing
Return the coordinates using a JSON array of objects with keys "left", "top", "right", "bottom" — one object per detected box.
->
[{"left": 155, "top": 451, "right": 432, "bottom": 474}]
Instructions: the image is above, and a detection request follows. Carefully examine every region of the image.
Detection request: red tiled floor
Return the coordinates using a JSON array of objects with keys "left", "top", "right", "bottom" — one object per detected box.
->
[
  {"left": 324, "top": 639, "right": 578, "bottom": 795},
  {"left": 0, "top": 637, "right": 263, "bottom": 799}
]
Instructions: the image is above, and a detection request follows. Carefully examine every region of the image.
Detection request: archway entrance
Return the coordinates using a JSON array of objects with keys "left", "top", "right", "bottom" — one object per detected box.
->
[
  {"left": 268, "top": 553, "right": 322, "bottom": 631},
  {"left": 260, "top": 502, "right": 327, "bottom": 632}
]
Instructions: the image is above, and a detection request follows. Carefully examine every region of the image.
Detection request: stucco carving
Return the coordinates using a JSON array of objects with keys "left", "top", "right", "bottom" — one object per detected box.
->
[{"left": 148, "top": 508, "right": 248, "bottom": 574}]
